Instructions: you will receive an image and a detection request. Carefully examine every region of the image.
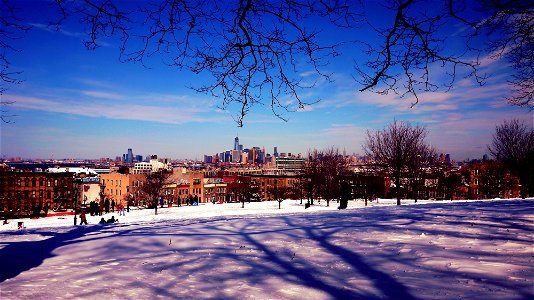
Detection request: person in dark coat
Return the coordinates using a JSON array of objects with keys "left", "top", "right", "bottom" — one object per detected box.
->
[
  {"left": 107, "top": 216, "right": 118, "bottom": 223},
  {"left": 104, "top": 199, "right": 110, "bottom": 213},
  {"left": 79, "top": 211, "right": 88, "bottom": 225},
  {"left": 43, "top": 202, "right": 49, "bottom": 217}
]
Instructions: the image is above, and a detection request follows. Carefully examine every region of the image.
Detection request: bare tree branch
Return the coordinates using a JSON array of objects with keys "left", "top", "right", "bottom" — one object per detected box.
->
[{"left": 363, "top": 120, "right": 435, "bottom": 205}]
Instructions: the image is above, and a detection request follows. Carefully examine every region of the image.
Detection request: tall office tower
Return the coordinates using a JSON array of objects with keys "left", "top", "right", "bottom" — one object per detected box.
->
[
  {"left": 126, "top": 148, "right": 134, "bottom": 164},
  {"left": 274, "top": 147, "right": 278, "bottom": 157},
  {"left": 232, "top": 150, "right": 240, "bottom": 163},
  {"left": 234, "top": 136, "right": 239, "bottom": 150}
]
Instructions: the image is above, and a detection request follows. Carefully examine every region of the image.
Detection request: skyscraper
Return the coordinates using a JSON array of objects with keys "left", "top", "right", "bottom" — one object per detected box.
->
[
  {"left": 234, "top": 136, "right": 239, "bottom": 151},
  {"left": 274, "top": 147, "right": 278, "bottom": 157},
  {"left": 126, "top": 148, "right": 134, "bottom": 164}
]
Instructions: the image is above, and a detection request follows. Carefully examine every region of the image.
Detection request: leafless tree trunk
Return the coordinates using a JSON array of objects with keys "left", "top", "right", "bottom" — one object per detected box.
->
[
  {"left": 141, "top": 170, "right": 171, "bottom": 215},
  {"left": 364, "top": 120, "right": 435, "bottom": 205}
]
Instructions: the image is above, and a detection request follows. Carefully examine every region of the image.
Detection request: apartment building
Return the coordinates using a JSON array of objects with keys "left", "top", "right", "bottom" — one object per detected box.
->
[
  {"left": 100, "top": 171, "right": 146, "bottom": 206},
  {"left": 0, "top": 171, "right": 77, "bottom": 217}
]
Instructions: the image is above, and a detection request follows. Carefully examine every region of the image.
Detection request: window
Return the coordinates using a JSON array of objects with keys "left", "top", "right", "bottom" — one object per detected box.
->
[
  {"left": 32, "top": 178, "right": 37, "bottom": 187},
  {"left": 474, "top": 179, "right": 479, "bottom": 185},
  {"left": 32, "top": 191, "right": 36, "bottom": 198}
]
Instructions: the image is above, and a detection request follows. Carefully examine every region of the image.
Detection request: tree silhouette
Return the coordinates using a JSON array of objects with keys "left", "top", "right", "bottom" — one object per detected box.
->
[
  {"left": 1, "top": 0, "right": 532, "bottom": 124},
  {"left": 140, "top": 170, "right": 171, "bottom": 215},
  {"left": 488, "top": 119, "right": 534, "bottom": 198},
  {"left": 364, "top": 120, "right": 436, "bottom": 205}
]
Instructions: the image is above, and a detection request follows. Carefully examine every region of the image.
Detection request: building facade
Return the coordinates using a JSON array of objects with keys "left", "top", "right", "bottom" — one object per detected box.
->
[
  {"left": 0, "top": 171, "right": 77, "bottom": 217},
  {"left": 100, "top": 172, "right": 146, "bottom": 206}
]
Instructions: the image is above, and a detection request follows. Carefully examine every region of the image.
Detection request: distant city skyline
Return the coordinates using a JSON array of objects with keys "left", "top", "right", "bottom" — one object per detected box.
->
[{"left": 1, "top": 2, "right": 532, "bottom": 162}]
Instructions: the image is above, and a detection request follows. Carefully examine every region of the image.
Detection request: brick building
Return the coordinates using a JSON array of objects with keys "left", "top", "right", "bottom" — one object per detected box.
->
[
  {"left": 100, "top": 171, "right": 146, "bottom": 206},
  {"left": 0, "top": 171, "right": 77, "bottom": 218}
]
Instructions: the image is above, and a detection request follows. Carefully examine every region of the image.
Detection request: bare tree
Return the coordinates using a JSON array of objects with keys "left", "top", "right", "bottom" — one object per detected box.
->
[
  {"left": 2, "top": 1, "right": 531, "bottom": 125},
  {"left": 0, "top": 0, "right": 30, "bottom": 123},
  {"left": 364, "top": 120, "right": 435, "bottom": 205},
  {"left": 305, "top": 147, "right": 350, "bottom": 207},
  {"left": 407, "top": 141, "right": 437, "bottom": 202},
  {"left": 488, "top": 119, "right": 534, "bottom": 198},
  {"left": 50, "top": 0, "right": 355, "bottom": 126},
  {"left": 140, "top": 170, "right": 172, "bottom": 215},
  {"left": 356, "top": 0, "right": 533, "bottom": 109}
]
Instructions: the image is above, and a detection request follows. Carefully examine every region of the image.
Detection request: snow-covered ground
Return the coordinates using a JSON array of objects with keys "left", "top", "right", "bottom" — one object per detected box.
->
[{"left": 1, "top": 198, "right": 533, "bottom": 299}]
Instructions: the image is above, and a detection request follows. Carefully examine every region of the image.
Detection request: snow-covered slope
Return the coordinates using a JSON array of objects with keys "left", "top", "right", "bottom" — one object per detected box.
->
[{"left": 1, "top": 199, "right": 533, "bottom": 299}]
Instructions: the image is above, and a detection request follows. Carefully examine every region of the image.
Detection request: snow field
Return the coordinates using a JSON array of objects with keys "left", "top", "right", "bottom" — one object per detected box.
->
[{"left": 0, "top": 199, "right": 533, "bottom": 299}]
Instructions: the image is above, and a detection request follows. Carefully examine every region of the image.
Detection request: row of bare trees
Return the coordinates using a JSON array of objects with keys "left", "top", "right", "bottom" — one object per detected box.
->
[
  {"left": 131, "top": 119, "right": 533, "bottom": 212},
  {"left": 363, "top": 118, "right": 534, "bottom": 204},
  {"left": 303, "top": 148, "right": 351, "bottom": 207}
]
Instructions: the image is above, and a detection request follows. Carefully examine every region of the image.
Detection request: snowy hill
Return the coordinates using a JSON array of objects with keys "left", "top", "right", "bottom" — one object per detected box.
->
[{"left": 1, "top": 199, "right": 533, "bottom": 299}]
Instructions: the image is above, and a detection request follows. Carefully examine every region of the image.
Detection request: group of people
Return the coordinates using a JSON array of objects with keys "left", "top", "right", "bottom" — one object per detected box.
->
[
  {"left": 99, "top": 216, "right": 118, "bottom": 224},
  {"left": 79, "top": 210, "right": 119, "bottom": 225},
  {"left": 88, "top": 199, "right": 128, "bottom": 216},
  {"left": 179, "top": 194, "right": 199, "bottom": 207},
  {"left": 79, "top": 198, "right": 128, "bottom": 226}
]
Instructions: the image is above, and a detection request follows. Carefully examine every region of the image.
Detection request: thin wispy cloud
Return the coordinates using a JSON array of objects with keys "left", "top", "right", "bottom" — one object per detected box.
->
[
  {"left": 81, "top": 90, "right": 125, "bottom": 100},
  {"left": 30, "top": 23, "right": 84, "bottom": 38},
  {"left": 5, "top": 94, "right": 225, "bottom": 124}
]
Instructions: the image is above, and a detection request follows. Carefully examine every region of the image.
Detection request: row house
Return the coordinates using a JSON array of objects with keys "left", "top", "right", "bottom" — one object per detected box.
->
[
  {"left": 204, "top": 178, "right": 228, "bottom": 204},
  {"left": 168, "top": 168, "right": 205, "bottom": 203},
  {"left": 250, "top": 174, "right": 300, "bottom": 201},
  {"left": 161, "top": 181, "right": 190, "bottom": 205},
  {"left": 0, "top": 171, "right": 77, "bottom": 217},
  {"left": 100, "top": 171, "right": 146, "bottom": 206},
  {"left": 468, "top": 160, "right": 520, "bottom": 199}
]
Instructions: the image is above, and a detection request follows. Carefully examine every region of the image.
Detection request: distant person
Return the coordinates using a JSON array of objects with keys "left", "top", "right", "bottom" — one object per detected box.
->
[
  {"left": 107, "top": 216, "right": 118, "bottom": 223},
  {"left": 43, "top": 203, "right": 49, "bottom": 217},
  {"left": 99, "top": 217, "right": 106, "bottom": 224},
  {"left": 2, "top": 217, "right": 8, "bottom": 225},
  {"left": 119, "top": 203, "right": 125, "bottom": 216},
  {"left": 79, "top": 211, "right": 88, "bottom": 225},
  {"left": 111, "top": 199, "right": 116, "bottom": 212}
]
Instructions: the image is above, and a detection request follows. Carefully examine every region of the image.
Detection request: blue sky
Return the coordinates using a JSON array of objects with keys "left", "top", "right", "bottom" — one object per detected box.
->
[{"left": 1, "top": 1, "right": 532, "bottom": 161}]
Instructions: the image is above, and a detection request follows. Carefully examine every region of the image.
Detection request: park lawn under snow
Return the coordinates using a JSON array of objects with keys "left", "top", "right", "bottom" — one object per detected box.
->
[{"left": 0, "top": 199, "right": 533, "bottom": 300}]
